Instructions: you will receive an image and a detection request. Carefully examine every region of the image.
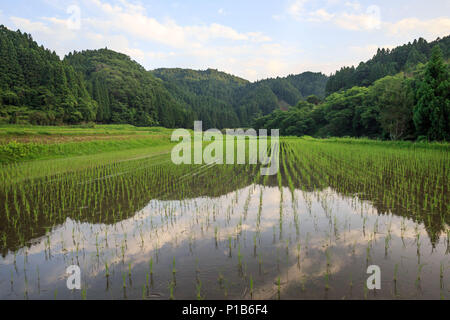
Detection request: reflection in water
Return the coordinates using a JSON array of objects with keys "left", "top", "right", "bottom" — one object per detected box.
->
[{"left": 0, "top": 141, "right": 448, "bottom": 299}]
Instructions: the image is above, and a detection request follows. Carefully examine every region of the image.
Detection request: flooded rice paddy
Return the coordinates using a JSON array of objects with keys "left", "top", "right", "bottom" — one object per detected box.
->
[{"left": 0, "top": 139, "right": 448, "bottom": 299}]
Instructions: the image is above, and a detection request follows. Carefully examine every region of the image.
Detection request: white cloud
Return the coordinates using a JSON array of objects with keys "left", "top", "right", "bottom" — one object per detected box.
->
[
  {"left": 174, "top": 43, "right": 302, "bottom": 81},
  {"left": 308, "top": 9, "right": 335, "bottom": 22},
  {"left": 247, "top": 32, "right": 272, "bottom": 43},
  {"left": 287, "top": 2, "right": 382, "bottom": 31},
  {"left": 10, "top": 17, "right": 53, "bottom": 34},
  {"left": 9, "top": 16, "right": 80, "bottom": 47},
  {"left": 9, "top": 16, "right": 147, "bottom": 65},
  {"left": 6, "top": 0, "right": 294, "bottom": 81},
  {"left": 288, "top": 0, "right": 309, "bottom": 19},
  {"left": 334, "top": 11, "right": 381, "bottom": 31},
  {"left": 385, "top": 17, "right": 450, "bottom": 40},
  {"left": 147, "top": 51, "right": 176, "bottom": 59},
  {"left": 289, "top": 1, "right": 449, "bottom": 40},
  {"left": 8, "top": 0, "right": 448, "bottom": 82},
  {"left": 85, "top": 0, "right": 271, "bottom": 47}
]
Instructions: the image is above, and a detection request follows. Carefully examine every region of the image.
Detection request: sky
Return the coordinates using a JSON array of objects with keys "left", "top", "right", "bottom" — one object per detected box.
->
[{"left": 0, "top": 0, "right": 449, "bottom": 81}]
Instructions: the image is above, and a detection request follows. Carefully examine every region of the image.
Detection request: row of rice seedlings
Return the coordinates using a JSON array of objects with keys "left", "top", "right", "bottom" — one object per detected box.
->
[
  {"left": 281, "top": 139, "right": 448, "bottom": 247},
  {"left": 0, "top": 149, "right": 260, "bottom": 255},
  {"left": 1, "top": 137, "right": 447, "bottom": 299}
]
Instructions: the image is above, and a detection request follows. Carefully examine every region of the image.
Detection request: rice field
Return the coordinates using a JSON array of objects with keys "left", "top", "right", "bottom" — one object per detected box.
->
[{"left": 0, "top": 133, "right": 448, "bottom": 300}]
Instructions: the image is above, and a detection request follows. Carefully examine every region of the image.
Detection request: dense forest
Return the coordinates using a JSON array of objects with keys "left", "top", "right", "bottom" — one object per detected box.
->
[
  {"left": 152, "top": 68, "right": 248, "bottom": 129},
  {"left": 0, "top": 24, "right": 449, "bottom": 140},
  {"left": 231, "top": 72, "right": 328, "bottom": 126},
  {"left": 255, "top": 45, "right": 450, "bottom": 141},
  {"left": 65, "top": 49, "right": 191, "bottom": 128},
  {"left": 0, "top": 26, "right": 97, "bottom": 125},
  {"left": 0, "top": 25, "right": 326, "bottom": 129},
  {"left": 326, "top": 36, "right": 450, "bottom": 94},
  {"left": 152, "top": 68, "right": 328, "bottom": 127}
]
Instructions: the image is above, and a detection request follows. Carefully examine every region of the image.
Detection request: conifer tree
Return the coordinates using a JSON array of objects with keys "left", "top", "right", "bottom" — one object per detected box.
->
[{"left": 413, "top": 45, "right": 450, "bottom": 141}]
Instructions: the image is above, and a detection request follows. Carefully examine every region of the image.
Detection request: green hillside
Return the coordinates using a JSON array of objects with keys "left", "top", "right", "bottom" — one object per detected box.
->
[
  {"left": 255, "top": 45, "right": 450, "bottom": 141},
  {"left": 326, "top": 36, "right": 450, "bottom": 94},
  {"left": 0, "top": 25, "right": 96, "bottom": 125},
  {"left": 153, "top": 68, "right": 328, "bottom": 127},
  {"left": 0, "top": 24, "right": 448, "bottom": 140},
  {"left": 64, "top": 49, "right": 191, "bottom": 128},
  {"left": 152, "top": 68, "right": 248, "bottom": 128}
]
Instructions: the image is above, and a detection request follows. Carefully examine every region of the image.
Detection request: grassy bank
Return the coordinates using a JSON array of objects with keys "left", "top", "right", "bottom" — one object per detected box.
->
[
  {"left": 283, "top": 136, "right": 450, "bottom": 151},
  {"left": 0, "top": 124, "right": 173, "bottom": 138},
  {"left": 0, "top": 124, "right": 175, "bottom": 163},
  {"left": 1, "top": 124, "right": 449, "bottom": 165}
]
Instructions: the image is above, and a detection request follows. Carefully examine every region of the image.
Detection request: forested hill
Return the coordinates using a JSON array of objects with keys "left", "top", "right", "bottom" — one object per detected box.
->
[
  {"left": 0, "top": 23, "right": 326, "bottom": 129},
  {"left": 326, "top": 36, "right": 450, "bottom": 94},
  {"left": 64, "top": 49, "right": 191, "bottom": 128},
  {"left": 0, "top": 26, "right": 97, "bottom": 125},
  {"left": 0, "top": 24, "right": 448, "bottom": 138},
  {"left": 152, "top": 68, "right": 328, "bottom": 127},
  {"left": 152, "top": 68, "right": 248, "bottom": 129},
  {"left": 255, "top": 44, "right": 449, "bottom": 141},
  {"left": 232, "top": 72, "right": 328, "bottom": 126}
]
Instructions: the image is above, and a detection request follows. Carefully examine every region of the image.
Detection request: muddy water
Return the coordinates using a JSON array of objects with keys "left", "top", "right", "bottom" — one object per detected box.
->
[{"left": 0, "top": 181, "right": 448, "bottom": 300}]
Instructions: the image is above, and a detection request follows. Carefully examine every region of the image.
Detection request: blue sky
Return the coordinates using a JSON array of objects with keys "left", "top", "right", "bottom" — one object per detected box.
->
[{"left": 1, "top": 0, "right": 449, "bottom": 81}]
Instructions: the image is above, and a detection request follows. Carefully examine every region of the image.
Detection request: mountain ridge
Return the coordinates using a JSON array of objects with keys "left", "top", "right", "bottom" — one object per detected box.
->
[{"left": 0, "top": 24, "right": 448, "bottom": 133}]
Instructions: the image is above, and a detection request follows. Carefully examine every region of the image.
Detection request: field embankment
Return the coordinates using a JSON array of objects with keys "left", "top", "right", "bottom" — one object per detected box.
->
[{"left": 0, "top": 124, "right": 176, "bottom": 164}]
